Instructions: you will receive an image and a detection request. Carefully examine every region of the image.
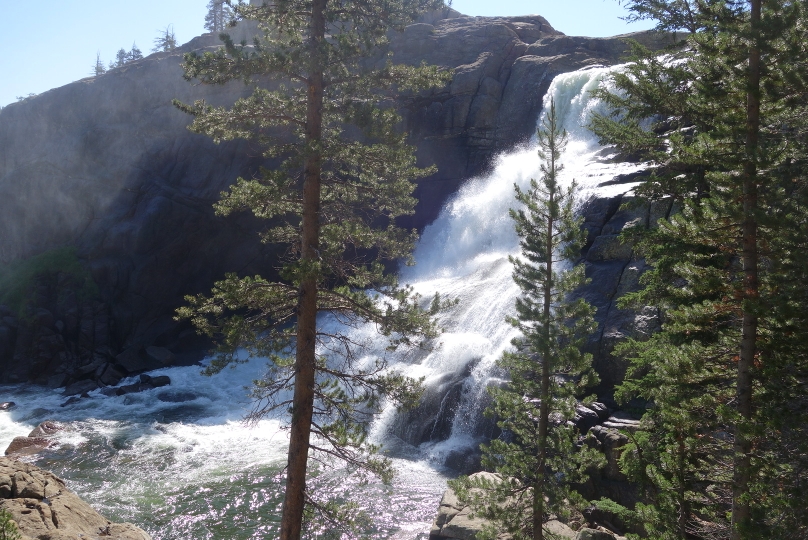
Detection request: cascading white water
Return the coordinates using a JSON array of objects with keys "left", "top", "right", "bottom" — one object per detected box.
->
[
  {"left": 0, "top": 64, "right": 644, "bottom": 539},
  {"left": 370, "top": 64, "right": 646, "bottom": 463}
]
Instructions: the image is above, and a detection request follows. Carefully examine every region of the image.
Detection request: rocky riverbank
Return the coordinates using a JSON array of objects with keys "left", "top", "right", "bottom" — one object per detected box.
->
[{"left": 0, "top": 457, "right": 151, "bottom": 540}]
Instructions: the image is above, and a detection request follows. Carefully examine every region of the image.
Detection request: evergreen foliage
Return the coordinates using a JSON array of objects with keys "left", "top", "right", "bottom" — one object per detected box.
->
[
  {"left": 175, "top": 1, "right": 450, "bottom": 538},
  {"left": 110, "top": 48, "right": 128, "bottom": 69},
  {"left": 590, "top": 1, "right": 808, "bottom": 538},
  {"left": 109, "top": 43, "right": 144, "bottom": 69},
  {"left": 450, "top": 100, "right": 600, "bottom": 540},
  {"left": 92, "top": 52, "right": 106, "bottom": 76},
  {"left": 204, "top": 0, "right": 235, "bottom": 34},
  {"left": 0, "top": 508, "right": 21, "bottom": 540},
  {"left": 152, "top": 25, "right": 178, "bottom": 53},
  {"left": 127, "top": 42, "right": 143, "bottom": 62}
]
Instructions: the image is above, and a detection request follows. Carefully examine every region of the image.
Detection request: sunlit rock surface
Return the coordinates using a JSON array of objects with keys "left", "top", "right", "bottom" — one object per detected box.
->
[{"left": 0, "top": 457, "right": 151, "bottom": 540}]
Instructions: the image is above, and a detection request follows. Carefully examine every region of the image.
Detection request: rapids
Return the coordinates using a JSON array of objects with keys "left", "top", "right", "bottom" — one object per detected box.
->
[{"left": 0, "top": 64, "right": 643, "bottom": 539}]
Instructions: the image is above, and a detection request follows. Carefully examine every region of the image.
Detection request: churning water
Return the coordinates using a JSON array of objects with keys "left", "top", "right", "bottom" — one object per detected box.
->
[{"left": 0, "top": 65, "right": 643, "bottom": 539}]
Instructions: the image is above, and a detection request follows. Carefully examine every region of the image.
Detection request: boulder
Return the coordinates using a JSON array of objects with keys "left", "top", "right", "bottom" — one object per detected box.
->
[
  {"left": 589, "top": 426, "right": 629, "bottom": 482},
  {"left": 27, "top": 421, "right": 63, "bottom": 438},
  {"left": 114, "top": 347, "right": 161, "bottom": 374},
  {"left": 144, "top": 346, "right": 175, "bottom": 366},
  {"left": 0, "top": 457, "right": 151, "bottom": 540},
  {"left": 4, "top": 437, "right": 55, "bottom": 457},
  {"left": 0, "top": 402, "right": 15, "bottom": 411},
  {"left": 545, "top": 520, "right": 577, "bottom": 538},
  {"left": 430, "top": 472, "right": 580, "bottom": 539},
  {"left": 156, "top": 390, "right": 196, "bottom": 403},
  {"left": 63, "top": 379, "right": 98, "bottom": 396},
  {"left": 147, "top": 375, "right": 170, "bottom": 388},
  {"left": 575, "top": 528, "right": 621, "bottom": 540},
  {"left": 5, "top": 421, "right": 64, "bottom": 456}
]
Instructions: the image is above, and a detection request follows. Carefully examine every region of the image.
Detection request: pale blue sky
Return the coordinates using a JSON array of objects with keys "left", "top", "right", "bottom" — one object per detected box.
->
[{"left": 0, "top": 0, "right": 652, "bottom": 108}]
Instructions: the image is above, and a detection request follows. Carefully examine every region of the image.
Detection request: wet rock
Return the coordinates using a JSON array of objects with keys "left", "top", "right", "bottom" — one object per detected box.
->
[
  {"left": 574, "top": 404, "right": 601, "bottom": 434},
  {"left": 63, "top": 379, "right": 98, "bottom": 396},
  {"left": 0, "top": 402, "right": 15, "bottom": 411},
  {"left": 443, "top": 447, "right": 482, "bottom": 475},
  {"left": 98, "top": 363, "right": 125, "bottom": 386},
  {"left": 156, "top": 390, "right": 196, "bottom": 403},
  {"left": 586, "top": 402, "right": 611, "bottom": 421},
  {"left": 0, "top": 457, "right": 151, "bottom": 539},
  {"left": 60, "top": 396, "right": 82, "bottom": 407},
  {"left": 145, "top": 346, "right": 175, "bottom": 365},
  {"left": 148, "top": 375, "right": 170, "bottom": 388},
  {"left": 114, "top": 347, "right": 160, "bottom": 374},
  {"left": 27, "top": 421, "right": 63, "bottom": 438},
  {"left": 46, "top": 373, "right": 68, "bottom": 388},
  {"left": 4, "top": 437, "right": 55, "bottom": 456},
  {"left": 115, "top": 383, "right": 152, "bottom": 396},
  {"left": 601, "top": 411, "right": 641, "bottom": 432}
]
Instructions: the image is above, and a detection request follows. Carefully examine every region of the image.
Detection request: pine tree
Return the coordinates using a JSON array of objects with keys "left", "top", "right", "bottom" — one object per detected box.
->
[
  {"left": 174, "top": 1, "right": 449, "bottom": 538},
  {"left": 152, "top": 25, "right": 177, "bottom": 53},
  {"left": 590, "top": 1, "right": 808, "bottom": 538},
  {"left": 203, "top": 0, "right": 234, "bottom": 34},
  {"left": 91, "top": 52, "right": 106, "bottom": 76},
  {"left": 450, "top": 100, "right": 600, "bottom": 540},
  {"left": 110, "top": 48, "right": 128, "bottom": 69},
  {"left": 127, "top": 42, "right": 143, "bottom": 62}
]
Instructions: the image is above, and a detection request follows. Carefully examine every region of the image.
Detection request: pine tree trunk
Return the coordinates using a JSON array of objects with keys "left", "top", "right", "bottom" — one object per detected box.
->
[
  {"left": 534, "top": 185, "right": 555, "bottom": 540},
  {"left": 279, "top": 1, "right": 326, "bottom": 538},
  {"left": 732, "top": 0, "right": 760, "bottom": 537}
]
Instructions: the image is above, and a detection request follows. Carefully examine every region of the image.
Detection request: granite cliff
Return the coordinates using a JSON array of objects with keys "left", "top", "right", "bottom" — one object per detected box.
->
[{"left": 0, "top": 10, "right": 669, "bottom": 396}]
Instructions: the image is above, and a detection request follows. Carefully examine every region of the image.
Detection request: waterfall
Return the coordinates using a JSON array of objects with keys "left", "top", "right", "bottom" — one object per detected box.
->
[
  {"left": 371, "top": 63, "right": 646, "bottom": 467},
  {"left": 0, "top": 64, "right": 645, "bottom": 540}
]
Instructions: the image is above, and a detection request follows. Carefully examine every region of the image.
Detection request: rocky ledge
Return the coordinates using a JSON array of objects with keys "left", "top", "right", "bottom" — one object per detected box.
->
[
  {"left": 430, "top": 472, "right": 626, "bottom": 540},
  {"left": 0, "top": 457, "right": 151, "bottom": 540}
]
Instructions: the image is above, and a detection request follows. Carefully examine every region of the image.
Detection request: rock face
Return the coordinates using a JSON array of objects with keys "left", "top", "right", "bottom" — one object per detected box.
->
[
  {"left": 575, "top": 193, "right": 673, "bottom": 394},
  {"left": 0, "top": 457, "right": 151, "bottom": 540},
  {"left": 0, "top": 11, "right": 670, "bottom": 387}
]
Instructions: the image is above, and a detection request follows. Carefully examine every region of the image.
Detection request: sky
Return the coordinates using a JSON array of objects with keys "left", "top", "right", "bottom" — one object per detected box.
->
[{"left": 0, "top": 0, "right": 653, "bottom": 108}]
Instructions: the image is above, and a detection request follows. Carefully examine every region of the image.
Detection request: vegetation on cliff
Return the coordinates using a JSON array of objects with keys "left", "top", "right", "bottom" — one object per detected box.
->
[{"left": 0, "top": 247, "right": 98, "bottom": 318}]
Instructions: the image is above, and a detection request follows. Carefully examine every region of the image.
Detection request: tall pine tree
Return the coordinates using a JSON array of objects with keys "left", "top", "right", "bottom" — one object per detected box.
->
[
  {"left": 175, "top": 1, "right": 449, "bottom": 538},
  {"left": 591, "top": 1, "right": 808, "bottom": 538},
  {"left": 204, "top": 0, "right": 235, "bottom": 33},
  {"left": 451, "top": 100, "right": 599, "bottom": 540}
]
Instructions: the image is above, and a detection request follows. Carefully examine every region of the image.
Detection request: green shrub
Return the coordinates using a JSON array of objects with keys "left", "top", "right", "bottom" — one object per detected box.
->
[
  {"left": 0, "top": 508, "right": 21, "bottom": 540},
  {"left": 0, "top": 247, "right": 99, "bottom": 317}
]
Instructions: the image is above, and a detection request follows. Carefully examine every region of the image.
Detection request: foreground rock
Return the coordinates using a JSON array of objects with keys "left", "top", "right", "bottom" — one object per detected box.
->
[
  {"left": 0, "top": 457, "right": 151, "bottom": 540},
  {"left": 430, "top": 472, "right": 632, "bottom": 540}
]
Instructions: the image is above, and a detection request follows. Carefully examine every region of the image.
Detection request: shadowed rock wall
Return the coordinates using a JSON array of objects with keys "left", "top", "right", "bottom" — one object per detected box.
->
[{"left": 0, "top": 11, "right": 671, "bottom": 388}]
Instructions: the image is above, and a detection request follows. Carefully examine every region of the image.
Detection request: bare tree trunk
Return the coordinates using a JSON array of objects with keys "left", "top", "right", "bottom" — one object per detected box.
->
[
  {"left": 279, "top": 0, "right": 326, "bottom": 538},
  {"left": 732, "top": 0, "right": 761, "bottom": 537}
]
